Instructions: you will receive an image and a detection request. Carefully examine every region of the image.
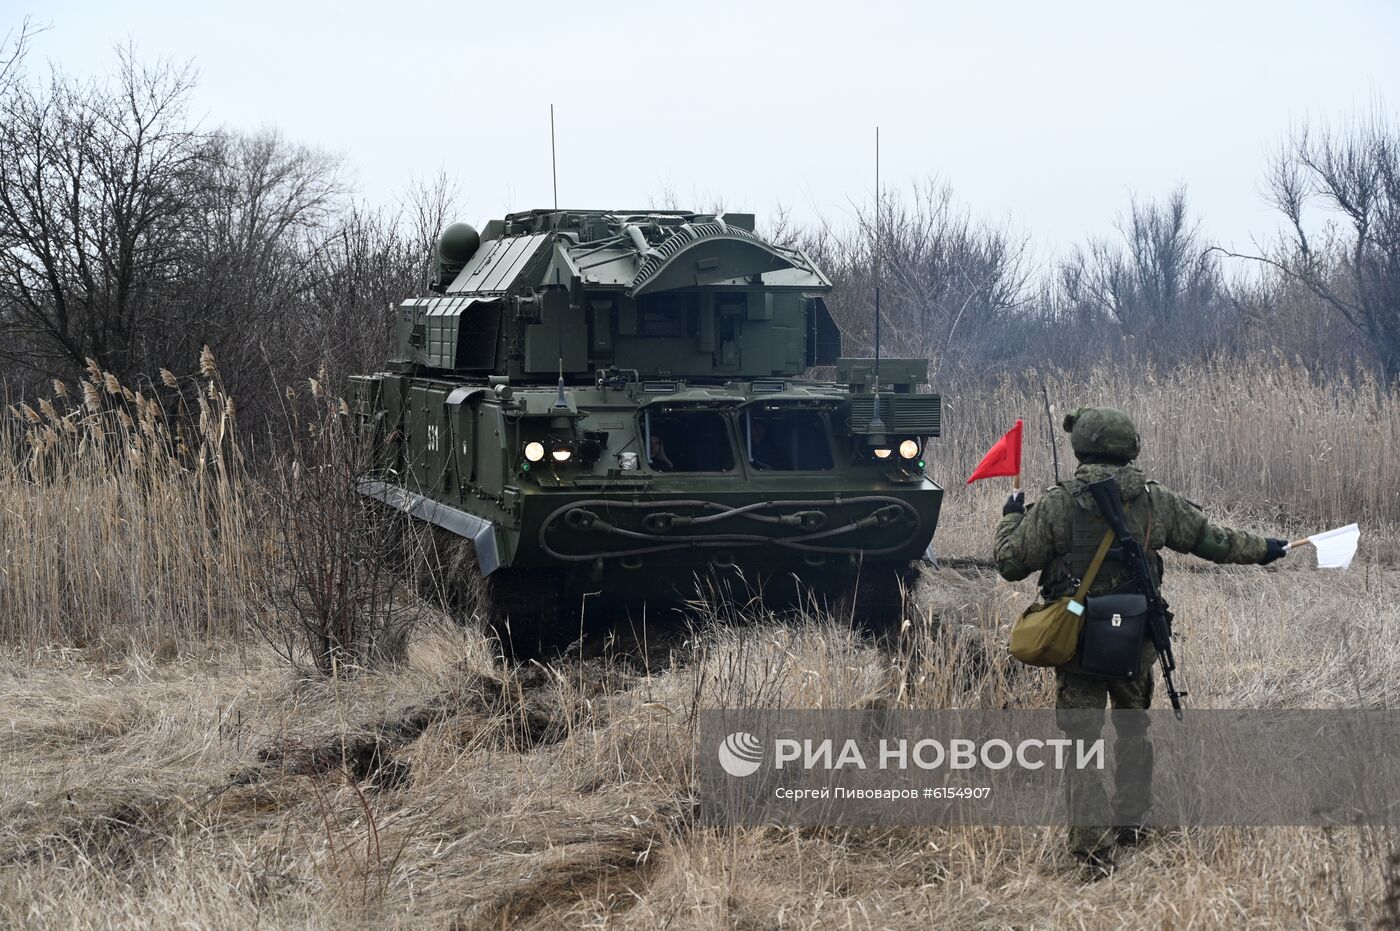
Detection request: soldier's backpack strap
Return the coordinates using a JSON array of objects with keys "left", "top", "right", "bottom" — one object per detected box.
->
[
  {"left": 1067, "top": 529, "right": 1116, "bottom": 617},
  {"left": 1043, "top": 480, "right": 1079, "bottom": 581}
]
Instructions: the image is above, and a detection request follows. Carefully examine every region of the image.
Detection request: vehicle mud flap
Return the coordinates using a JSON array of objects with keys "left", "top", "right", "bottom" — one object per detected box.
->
[
  {"left": 358, "top": 479, "right": 501, "bottom": 574},
  {"left": 472, "top": 525, "right": 501, "bottom": 575}
]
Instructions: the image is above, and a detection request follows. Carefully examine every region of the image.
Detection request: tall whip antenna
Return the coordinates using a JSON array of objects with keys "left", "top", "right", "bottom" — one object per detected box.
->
[
  {"left": 869, "top": 126, "right": 886, "bottom": 436},
  {"left": 553, "top": 268, "right": 568, "bottom": 409},
  {"left": 550, "top": 104, "right": 558, "bottom": 210},
  {"left": 874, "top": 125, "right": 881, "bottom": 380}
]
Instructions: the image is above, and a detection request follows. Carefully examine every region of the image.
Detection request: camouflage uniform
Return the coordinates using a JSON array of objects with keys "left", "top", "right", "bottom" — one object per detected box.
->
[{"left": 993, "top": 408, "right": 1272, "bottom": 862}]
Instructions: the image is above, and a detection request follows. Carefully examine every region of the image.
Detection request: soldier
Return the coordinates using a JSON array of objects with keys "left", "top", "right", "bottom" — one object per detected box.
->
[
  {"left": 993, "top": 406, "right": 1288, "bottom": 878},
  {"left": 648, "top": 433, "right": 675, "bottom": 471},
  {"left": 747, "top": 417, "right": 788, "bottom": 471}
]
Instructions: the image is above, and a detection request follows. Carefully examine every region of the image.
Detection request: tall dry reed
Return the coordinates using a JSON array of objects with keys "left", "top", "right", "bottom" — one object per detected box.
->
[
  {"left": 2, "top": 353, "right": 1395, "bottom": 649},
  {"left": 0, "top": 351, "right": 255, "bottom": 647},
  {"left": 926, "top": 357, "right": 1400, "bottom": 545}
]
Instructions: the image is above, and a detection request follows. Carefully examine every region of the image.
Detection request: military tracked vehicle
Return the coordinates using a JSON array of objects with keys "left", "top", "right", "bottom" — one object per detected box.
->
[{"left": 352, "top": 209, "right": 944, "bottom": 653}]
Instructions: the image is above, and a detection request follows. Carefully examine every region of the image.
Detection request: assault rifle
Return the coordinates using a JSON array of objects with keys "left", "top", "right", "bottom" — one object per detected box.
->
[{"left": 1086, "top": 477, "right": 1187, "bottom": 718}]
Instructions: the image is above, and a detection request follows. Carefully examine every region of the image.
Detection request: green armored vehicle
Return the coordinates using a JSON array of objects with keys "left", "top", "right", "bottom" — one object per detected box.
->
[{"left": 352, "top": 209, "right": 944, "bottom": 652}]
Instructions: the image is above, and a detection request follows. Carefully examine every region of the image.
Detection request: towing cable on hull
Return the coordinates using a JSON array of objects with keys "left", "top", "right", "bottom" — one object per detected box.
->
[{"left": 537, "top": 496, "right": 924, "bottom": 563}]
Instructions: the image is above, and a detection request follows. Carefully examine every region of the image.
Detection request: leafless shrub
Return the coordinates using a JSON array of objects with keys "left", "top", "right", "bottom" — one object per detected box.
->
[
  {"left": 254, "top": 373, "right": 420, "bottom": 676},
  {"left": 801, "top": 180, "right": 1033, "bottom": 375},
  {"left": 1057, "top": 186, "right": 1233, "bottom": 362}
]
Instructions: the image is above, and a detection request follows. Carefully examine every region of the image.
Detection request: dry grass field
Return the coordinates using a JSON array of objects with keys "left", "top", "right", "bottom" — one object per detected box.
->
[{"left": 2, "top": 357, "right": 1399, "bottom": 929}]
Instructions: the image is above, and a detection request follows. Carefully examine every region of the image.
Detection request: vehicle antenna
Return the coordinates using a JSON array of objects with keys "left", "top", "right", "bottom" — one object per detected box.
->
[
  {"left": 869, "top": 126, "right": 886, "bottom": 436},
  {"left": 553, "top": 267, "right": 568, "bottom": 409},
  {"left": 550, "top": 104, "right": 558, "bottom": 211},
  {"left": 874, "top": 125, "right": 881, "bottom": 381}
]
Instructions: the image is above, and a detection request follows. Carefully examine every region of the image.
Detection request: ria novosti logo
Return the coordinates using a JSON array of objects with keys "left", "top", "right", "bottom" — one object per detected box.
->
[
  {"left": 716, "top": 732, "right": 1107, "bottom": 778},
  {"left": 717, "top": 731, "right": 764, "bottom": 777}
]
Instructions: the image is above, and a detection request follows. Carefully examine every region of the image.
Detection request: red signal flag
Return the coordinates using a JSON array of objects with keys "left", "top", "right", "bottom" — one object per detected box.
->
[{"left": 966, "top": 419, "right": 1023, "bottom": 485}]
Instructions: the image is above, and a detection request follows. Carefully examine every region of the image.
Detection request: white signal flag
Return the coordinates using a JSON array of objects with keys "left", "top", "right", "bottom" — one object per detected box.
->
[{"left": 1287, "top": 523, "right": 1360, "bottom": 570}]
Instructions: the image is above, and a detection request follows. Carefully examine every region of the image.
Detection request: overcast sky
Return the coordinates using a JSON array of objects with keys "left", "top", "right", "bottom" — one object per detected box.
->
[{"left": 12, "top": 1, "right": 1399, "bottom": 263}]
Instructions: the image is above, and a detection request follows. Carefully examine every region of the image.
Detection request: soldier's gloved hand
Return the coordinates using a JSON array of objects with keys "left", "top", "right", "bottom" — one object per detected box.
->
[
  {"left": 1260, "top": 538, "right": 1288, "bottom": 565},
  {"left": 1003, "top": 491, "right": 1025, "bottom": 516}
]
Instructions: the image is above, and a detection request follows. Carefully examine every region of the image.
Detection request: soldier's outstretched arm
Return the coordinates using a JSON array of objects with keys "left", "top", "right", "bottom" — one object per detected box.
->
[
  {"left": 1151, "top": 485, "right": 1274, "bottom": 565},
  {"left": 994, "top": 489, "right": 1068, "bottom": 581}
]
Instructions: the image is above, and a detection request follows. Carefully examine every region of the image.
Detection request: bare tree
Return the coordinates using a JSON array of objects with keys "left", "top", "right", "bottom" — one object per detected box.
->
[
  {"left": 0, "top": 17, "right": 44, "bottom": 92},
  {"left": 270, "top": 172, "right": 462, "bottom": 388},
  {"left": 804, "top": 180, "right": 1031, "bottom": 375},
  {"left": 287, "top": 206, "right": 423, "bottom": 385},
  {"left": 1059, "top": 187, "right": 1228, "bottom": 359},
  {"left": 0, "top": 47, "right": 205, "bottom": 378},
  {"left": 1243, "top": 115, "right": 1400, "bottom": 380},
  {"left": 1221, "top": 268, "right": 1359, "bottom": 374},
  {"left": 177, "top": 129, "right": 344, "bottom": 414},
  {"left": 0, "top": 41, "right": 384, "bottom": 426},
  {"left": 402, "top": 169, "right": 462, "bottom": 292}
]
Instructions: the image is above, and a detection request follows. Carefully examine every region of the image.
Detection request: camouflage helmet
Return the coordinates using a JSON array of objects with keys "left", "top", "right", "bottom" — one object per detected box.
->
[{"left": 1062, "top": 406, "right": 1140, "bottom": 463}]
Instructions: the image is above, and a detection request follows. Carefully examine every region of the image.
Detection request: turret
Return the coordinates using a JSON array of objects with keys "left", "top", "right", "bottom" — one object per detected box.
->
[{"left": 392, "top": 209, "right": 842, "bottom": 382}]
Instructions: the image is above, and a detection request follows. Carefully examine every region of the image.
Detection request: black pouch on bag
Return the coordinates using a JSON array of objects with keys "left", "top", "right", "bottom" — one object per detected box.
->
[{"left": 1077, "top": 593, "right": 1148, "bottom": 678}]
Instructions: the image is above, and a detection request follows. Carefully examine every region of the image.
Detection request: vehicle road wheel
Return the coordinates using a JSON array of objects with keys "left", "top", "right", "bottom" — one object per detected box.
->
[
  {"left": 841, "top": 562, "right": 917, "bottom": 637},
  {"left": 477, "top": 568, "right": 580, "bottom": 660}
]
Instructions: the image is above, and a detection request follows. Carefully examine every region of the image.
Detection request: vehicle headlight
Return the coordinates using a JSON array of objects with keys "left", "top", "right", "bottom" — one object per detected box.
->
[
  {"left": 551, "top": 445, "right": 572, "bottom": 462},
  {"left": 872, "top": 447, "right": 893, "bottom": 459},
  {"left": 524, "top": 441, "right": 545, "bottom": 462},
  {"left": 898, "top": 439, "right": 920, "bottom": 459}
]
